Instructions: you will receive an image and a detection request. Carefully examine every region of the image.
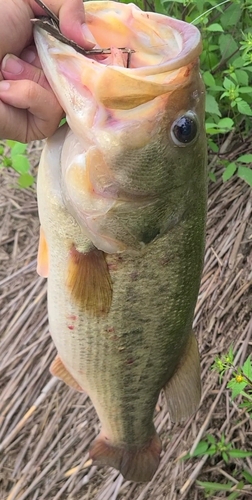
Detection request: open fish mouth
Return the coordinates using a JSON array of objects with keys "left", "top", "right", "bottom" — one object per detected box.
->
[{"left": 32, "top": 0, "right": 202, "bottom": 74}]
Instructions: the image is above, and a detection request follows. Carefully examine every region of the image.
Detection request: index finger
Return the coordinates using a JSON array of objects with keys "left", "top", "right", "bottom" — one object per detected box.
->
[{"left": 30, "top": 0, "right": 94, "bottom": 48}]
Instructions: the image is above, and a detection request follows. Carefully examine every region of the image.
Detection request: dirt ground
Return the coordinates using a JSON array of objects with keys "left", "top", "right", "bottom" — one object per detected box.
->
[{"left": 0, "top": 139, "right": 251, "bottom": 500}]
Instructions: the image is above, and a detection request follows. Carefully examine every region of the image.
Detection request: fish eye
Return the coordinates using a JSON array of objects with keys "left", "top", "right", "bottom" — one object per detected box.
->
[{"left": 171, "top": 112, "right": 198, "bottom": 147}]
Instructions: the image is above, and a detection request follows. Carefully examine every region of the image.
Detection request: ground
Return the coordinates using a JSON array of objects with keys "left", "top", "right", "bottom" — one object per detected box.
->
[{"left": 0, "top": 139, "right": 251, "bottom": 500}]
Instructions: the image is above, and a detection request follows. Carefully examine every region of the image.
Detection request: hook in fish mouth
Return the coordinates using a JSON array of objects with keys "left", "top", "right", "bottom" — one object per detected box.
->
[{"left": 32, "top": 0, "right": 135, "bottom": 68}]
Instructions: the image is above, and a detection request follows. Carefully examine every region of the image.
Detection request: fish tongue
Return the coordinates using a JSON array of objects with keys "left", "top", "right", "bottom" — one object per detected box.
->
[{"left": 89, "top": 431, "right": 162, "bottom": 482}]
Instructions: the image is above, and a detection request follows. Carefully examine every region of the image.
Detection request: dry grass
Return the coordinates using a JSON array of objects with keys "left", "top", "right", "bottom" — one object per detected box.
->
[{"left": 0, "top": 140, "right": 251, "bottom": 500}]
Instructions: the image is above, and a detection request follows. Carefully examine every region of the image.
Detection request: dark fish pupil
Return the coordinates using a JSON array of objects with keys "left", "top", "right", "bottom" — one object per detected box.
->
[{"left": 173, "top": 116, "right": 197, "bottom": 144}]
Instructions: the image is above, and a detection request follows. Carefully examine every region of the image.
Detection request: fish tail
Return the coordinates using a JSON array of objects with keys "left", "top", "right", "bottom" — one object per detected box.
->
[{"left": 89, "top": 431, "right": 162, "bottom": 482}]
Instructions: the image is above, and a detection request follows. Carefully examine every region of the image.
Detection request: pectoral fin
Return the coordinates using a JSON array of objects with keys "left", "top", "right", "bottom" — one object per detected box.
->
[
  {"left": 164, "top": 332, "right": 201, "bottom": 422},
  {"left": 66, "top": 246, "right": 112, "bottom": 316},
  {"left": 37, "top": 226, "right": 49, "bottom": 278},
  {"left": 50, "top": 355, "right": 84, "bottom": 392}
]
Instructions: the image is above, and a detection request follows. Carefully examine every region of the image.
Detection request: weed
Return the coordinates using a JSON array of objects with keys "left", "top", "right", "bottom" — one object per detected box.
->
[
  {"left": 183, "top": 353, "right": 252, "bottom": 498},
  {"left": 0, "top": 140, "right": 34, "bottom": 188}
]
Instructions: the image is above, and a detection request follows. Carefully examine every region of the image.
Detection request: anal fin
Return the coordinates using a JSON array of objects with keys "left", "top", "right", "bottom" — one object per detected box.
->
[
  {"left": 164, "top": 331, "right": 201, "bottom": 422},
  {"left": 66, "top": 246, "right": 112, "bottom": 316},
  {"left": 37, "top": 226, "right": 49, "bottom": 278},
  {"left": 89, "top": 431, "right": 161, "bottom": 482},
  {"left": 50, "top": 355, "right": 84, "bottom": 392}
]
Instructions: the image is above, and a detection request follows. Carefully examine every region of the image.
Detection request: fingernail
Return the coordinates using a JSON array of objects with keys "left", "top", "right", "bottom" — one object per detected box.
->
[
  {"left": 0, "top": 81, "right": 10, "bottom": 91},
  {"left": 22, "top": 48, "right": 36, "bottom": 64},
  {"left": 81, "top": 24, "right": 96, "bottom": 47},
  {"left": 2, "top": 54, "right": 23, "bottom": 75}
]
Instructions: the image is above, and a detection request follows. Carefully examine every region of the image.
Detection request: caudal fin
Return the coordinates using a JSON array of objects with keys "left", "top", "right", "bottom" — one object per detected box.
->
[{"left": 89, "top": 432, "right": 161, "bottom": 482}]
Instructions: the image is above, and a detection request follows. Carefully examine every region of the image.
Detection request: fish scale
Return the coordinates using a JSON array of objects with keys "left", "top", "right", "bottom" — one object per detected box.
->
[{"left": 35, "top": 1, "right": 207, "bottom": 482}]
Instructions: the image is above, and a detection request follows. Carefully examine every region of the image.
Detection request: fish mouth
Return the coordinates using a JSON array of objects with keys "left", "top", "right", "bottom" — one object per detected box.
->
[
  {"left": 33, "top": 1, "right": 201, "bottom": 73},
  {"left": 33, "top": 1, "right": 203, "bottom": 142},
  {"left": 33, "top": 1, "right": 202, "bottom": 106}
]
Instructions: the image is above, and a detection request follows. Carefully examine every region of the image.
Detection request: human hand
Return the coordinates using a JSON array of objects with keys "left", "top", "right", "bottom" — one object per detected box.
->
[{"left": 0, "top": 0, "right": 93, "bottom": 142}]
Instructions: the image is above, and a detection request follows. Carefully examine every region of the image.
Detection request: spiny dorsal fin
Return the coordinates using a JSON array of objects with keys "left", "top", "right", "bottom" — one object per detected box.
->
[
  {"left": 164, "top": 331, "right": 201, "bottom": 422},
  {"left": 66, "top": 246, "right": 112, "bottom": 316},
  {"left": 37, "top": 226, "right": 49, "bottom": 278}
]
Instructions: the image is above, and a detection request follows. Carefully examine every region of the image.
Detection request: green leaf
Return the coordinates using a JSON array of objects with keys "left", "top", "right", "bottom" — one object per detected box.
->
[
  {"left": 228, "top": 492, "right": 241, "bottom": 500},
  {"left": 3, "top": 157, "right": 12, "bottom": 167},
  {"left": 237, "top": 100, "right": 252, "bottom": 116},
  {"left": 6, "top": 139, "right": 16, "bottom": 148},
  {"left": 208, "top": 85, "right": 224, "bottom": 92},
  {"left": 239, "top": 87, "right": 252, "bottom": 94},
  {"left": 209, "top": 171, "right": 217, "bottom": 181},
  {"left": 237, "top": 154, "right": 252, "bottom": 163},
  {"left": 10, "top": 142, "right": 27, "bottom": 158},
  {"left": 228, "top": 449, "right": 252, "bottom": 459},
  {"left": 223, "top": 77, "right": 235, "bottom": 90},
  {"left": 235, "top": 70, "right": 249, "bottom": 86},
  {"left": 206, "top": 434, "right": 216, "bottom": 445},
  {"left": 208, "top": 141, "right": 219, "bottom": 154},
  {"left": 206, "top": 23, "right": 224, "bottom": 32},
  {"left": 220, "top": 3, "right": 241, "bottom": 29},
  {"left": 12, "top": 154, "right": 30, "bottom": 174},
  {"left": 218, "top": 118, "right": 234, "bottom": 130},
  {"left": 207, "top": 445, "right": 217, "bottom": 456},
  {"left": 59, "top": 117, "right": 67, "bottom": 127},
  {"left": 244, "top": 65, "right": 252, "bottom": 72},
  {"left": 238, "top": 166, "right": 252, "bottom": 186},
  {"left": 232, "top": 57, "right": 246, "bottom": 69},
  {"left": 205, "top": 94, "right": 221, "bottom": 116},
  {"left": 242, "top": 356, "right": 252, "bottom": 380},
  {"left": 222, "top": 162, "right": 237, "bottom": 182},
  {"left": 203, "top": 71, "right": 215, "bottom": 87},
  {"left": 228, "top": 377, "right": 247, "bottom": 398},
  {"left": 191, "top": 441, "right": 210, "bottom": 457},
  {"left": 219, "top": 34, "right": 239, "bottom": 61},
  {"left": 18, "top": 173, "right": 34, "bottom": 188},
  {"left": 197, "top": 481, "right": 233, "bottom": 492},
  {"left": 205, "top": 125, "right": 220, "bottom": 135},
  {"left": 242, "top": 470, "right": 252, "bottom": 484}
]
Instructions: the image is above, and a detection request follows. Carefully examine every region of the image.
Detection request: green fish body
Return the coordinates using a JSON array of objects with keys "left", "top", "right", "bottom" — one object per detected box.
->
[{"left": 35, "top": 1, "right": 207, "bottom": 482}]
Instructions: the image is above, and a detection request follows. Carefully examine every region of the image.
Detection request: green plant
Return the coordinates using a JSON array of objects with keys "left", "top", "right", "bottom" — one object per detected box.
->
[
  {"left": 0, "top": 140, "right": 34, "bottom": 188},
  {"left": 213, "top": 349, "right": 252, "bottom": 412},
  {"left": 183, "top": 352, "right": 252, "bottom": 498}
]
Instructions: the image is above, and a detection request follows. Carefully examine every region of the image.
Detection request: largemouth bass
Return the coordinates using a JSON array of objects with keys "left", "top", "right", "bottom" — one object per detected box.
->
[{"left": 34, "top": 1, "right": 207, "bottom": 482}]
